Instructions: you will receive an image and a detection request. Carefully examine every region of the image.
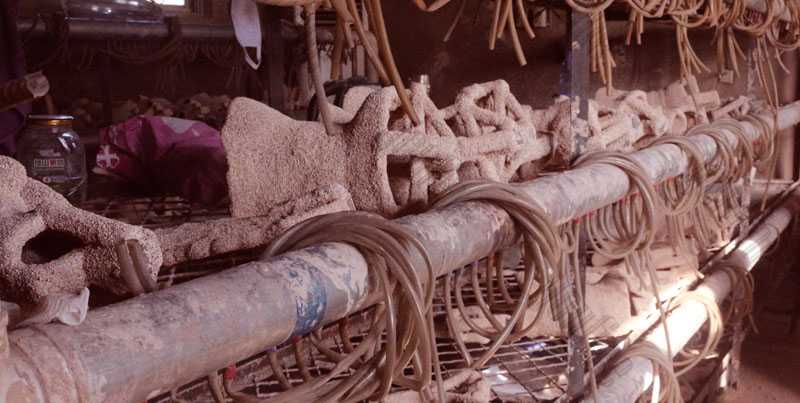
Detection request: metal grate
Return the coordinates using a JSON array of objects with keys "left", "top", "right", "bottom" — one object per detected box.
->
[
  {"left": 81, "top": 196, "right": 262, "bottom": 286},
  {"left": 147, "top": 330, "right": 617, "bottom": 403},
  {"left": 80, "top": 196, "right": 230, "bottom": 229}
]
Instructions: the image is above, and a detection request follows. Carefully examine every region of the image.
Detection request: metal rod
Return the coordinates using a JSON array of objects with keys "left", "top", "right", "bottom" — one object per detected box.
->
[
  {"left": 4, "top": 101, "right": 800, "bottom": 403},
  {"left": 16, "top": 18, "right": 334, "bottom": 43},
  {"left": 18, "top": 0, "right": 790, "bottom": 42},
  {"left": 18, "top": 18, "right": 236, "bottom": 40},
  {"left": 582, "top": 187, "right": 800, "bottom": 403}
]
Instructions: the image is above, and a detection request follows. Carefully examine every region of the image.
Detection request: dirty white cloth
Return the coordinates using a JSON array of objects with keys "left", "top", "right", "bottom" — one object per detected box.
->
[
  {"left": 231, "top": 0, "right": 262, "bottom": 69},
  {"left": 7, "top": 287, "right": 90, "bottom": 329}
]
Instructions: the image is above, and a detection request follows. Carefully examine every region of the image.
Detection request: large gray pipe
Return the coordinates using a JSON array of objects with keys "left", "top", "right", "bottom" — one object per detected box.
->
[
  {"left": 583, "top": 187, "right": 800, "bottom": 403},
  {"left": 3, "top": 101, "right": 800, "bottom": 403}
]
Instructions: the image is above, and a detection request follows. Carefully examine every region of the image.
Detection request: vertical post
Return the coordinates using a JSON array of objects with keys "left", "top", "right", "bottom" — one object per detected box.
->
[
  {"left": 261, "top": 5, "right": 287, "bottom": 112},
  {"left": 778, "top": 52, "right": 798, "bottom": 179},
  {"left": 563, "top": 9, "right": 592, "bottom": 400}
]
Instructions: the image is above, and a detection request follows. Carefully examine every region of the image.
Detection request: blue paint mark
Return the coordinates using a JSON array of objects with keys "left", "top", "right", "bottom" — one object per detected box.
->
[{"left": 288, "top": 266, "right": 328, "bottom": 337}]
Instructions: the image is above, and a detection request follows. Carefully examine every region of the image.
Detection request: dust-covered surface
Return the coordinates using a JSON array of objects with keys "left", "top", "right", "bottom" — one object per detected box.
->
[
  {"left": 156, "top": 183, "right": 354, "bottom": 266},
  {"left": 222, "top": 80, "right": 554, "bottom": 219},
  {"left": 0, "top": 156, "right": 162, "bottom": 303},
  {"left": 222, "top": 72, "right": 745, "bottom": 225},
  {"left": 221, "top": 96, "right": 349, "bottom": 218}
]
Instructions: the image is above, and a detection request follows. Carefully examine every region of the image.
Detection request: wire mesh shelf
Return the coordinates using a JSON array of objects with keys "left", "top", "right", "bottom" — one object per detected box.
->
[
  {"left": 81, "top": 195, "right": 262, "bottom": 286},
  {"left": 80, "top": 196, "right": 231, "bottom": 229},
  {"left": 146, "top": 331, "right": 618, "bottom": 403}
]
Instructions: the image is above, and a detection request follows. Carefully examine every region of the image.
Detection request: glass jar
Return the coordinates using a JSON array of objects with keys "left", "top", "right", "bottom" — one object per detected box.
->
[{"left": 17, "top": 115, "right": 87, "bottom": 204}]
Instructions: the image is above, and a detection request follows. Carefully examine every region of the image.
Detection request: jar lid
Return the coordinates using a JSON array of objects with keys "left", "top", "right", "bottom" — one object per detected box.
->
[{"left": 28, "top": 114, "right": 75, "bottom": 126}]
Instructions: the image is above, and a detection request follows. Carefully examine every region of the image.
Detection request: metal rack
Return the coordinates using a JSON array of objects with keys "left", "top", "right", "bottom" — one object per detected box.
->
[
  {"left": 77, "top": 188, "right": 780, "bottom": 402},
  {"left": 80, "top": 196, "right": 230, "bottom": 228},
  {"left": 80, "top": 195, "right": 621, "bottom": 402},
  {"left": 149, "top": 336, "right": 619, "bottom": 403}
]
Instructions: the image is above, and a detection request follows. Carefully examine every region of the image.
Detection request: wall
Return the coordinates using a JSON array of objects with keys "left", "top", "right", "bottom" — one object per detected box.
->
[{"left": 383, "top": 2, "right": 752, "bottom": 107}]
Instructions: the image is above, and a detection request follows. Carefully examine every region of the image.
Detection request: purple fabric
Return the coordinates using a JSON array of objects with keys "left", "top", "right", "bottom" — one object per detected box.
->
[
  {"left": 95, "top": 116, "right": 229, "bottom": 205},
  {"left": 0, "top": 0, "right": 29, "bottom": 156}
]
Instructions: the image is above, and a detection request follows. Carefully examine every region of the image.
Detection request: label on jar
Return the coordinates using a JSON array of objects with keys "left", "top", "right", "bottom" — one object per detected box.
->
[
  {"left": 33, "top": 157, "right": 66, "bottom": 170},
  {"left": 24, "top": 149, "right": 86, "bottom": 202}
]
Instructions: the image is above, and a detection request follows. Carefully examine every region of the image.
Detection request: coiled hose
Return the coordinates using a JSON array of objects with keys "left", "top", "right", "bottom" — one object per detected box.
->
[
  {"left": 430, "top": 180, "right": 562, "bottom": 368},
  {"left": 573, "top": 151, "right": 674, "bottom": 360},
  {"left": 651, "top": 136, "right": 707, "bottom": 254},
  {"left": 613, "top": 341, "right": 682, "bottom": 403},
  {"left": 714, "top": 260, "right": 757, "bottom": 332},
  {"left": 217, "top": 211, "right": 445, "bottom": 403},
  {"left": 684, "top": 120, "right": 750, "bottom": 251},
  {"left": 667, "top": 291, "right": 723, "bottom": 377},
  {"left": 429, "top": 180, "right": 600, "bottom": 400}
]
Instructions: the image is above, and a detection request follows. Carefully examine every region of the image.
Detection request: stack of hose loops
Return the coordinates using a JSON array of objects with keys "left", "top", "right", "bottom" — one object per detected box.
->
[
  {"left": 488, "top": 0, "right": 535, "bottom": 66},
  {"left": 767, "top": 0, "right": 800, "bottom": 73},
  {"left": 333, "top": 0, "right": 391, "bottom": 87},
  {"left": 623, "top": 0, "right": 709, "bottom": 45},
  {"left": 688, "top": 123, "right": 734, "bottom": 246},
  {"left": 709, "top": 119, "right": 754, "bottom": 241},
  {"left": 713, "top": 259, "right": 758, "bottom": 334},
  {"left": 670, "top": 0, "right": 713, "bottom": 79},
  {"left": 565, "top": 0, "right": 616, "bottom": 91},
  {"left": 734, "top": 0, "right": 783, "bottom": 207},
  {"left": 623, "top": 0, "right": 672, "bottom": 46},
  {"left": 219, "top": 211, "right": 445, "bottom": 403},
  {"left": 733, "top": 0, "right": 782, "bottom": 113},
  {"left": 419, "top": 0, "right": 536, "bottom": 65},
  {"left": 709, "top": 0, "right": 785, "bottom": 81},
  {"left": 613, "top": 341, "right": 682, "bottom": 403},
  {"left": 740, "top": 113, "right": 777, "bottom": 167},
  {"left": 712, "top": 0, "right": 748, "bottom": 78},
  {"left": 709, "top": 117, "right": 754, "bottom": 185},
  {"left": 650, "top": 135, "right": 707, "bottom": 255},
  {"left": 682, "top": 119, "right": 752, "bottom": 250},
  {"left": 572, "top": 151, "right": 675, "bottom": 359},
  {"left": 666, "top": 289, "right": 724, "bottom": 378},
  {"left": 741, "top": 113, "right": 777, "bottom": 211},
  {"left": 254, "top": 0, "right": 419, "bottom": 133},
  {"left": 429, "top": 180, "right": 565, "bottom": 366}
]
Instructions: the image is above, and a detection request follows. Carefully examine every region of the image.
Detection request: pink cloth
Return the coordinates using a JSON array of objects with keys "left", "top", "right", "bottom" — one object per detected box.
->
[{"left": 95, "top": 115, "right": 228, "bottom": 205}]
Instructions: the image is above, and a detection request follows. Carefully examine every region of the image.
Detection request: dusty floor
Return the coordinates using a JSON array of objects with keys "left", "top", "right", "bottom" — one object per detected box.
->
[{"left": 717, "top": 273, "right": 800, "bottom": 403}]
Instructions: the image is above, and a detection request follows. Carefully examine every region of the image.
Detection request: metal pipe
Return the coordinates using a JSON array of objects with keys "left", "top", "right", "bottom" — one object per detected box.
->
[
  {"left": 18, "top": 18, "right": 236, "bottom": 40},
  {"left": 4, "top": 202, "right": 517, "bottom": 403},
  {"left": 582, "top": 187, "right": 800, "bottom": 403},
  {"left": 530, "top": 101, "right": 800, "bottom": 224},
  {"left": 16, "top": 18, "right": 335, "bottom": 42},
  {"left": 19, "top": 1, "right": 789, "bottom": 41},
  {"left": 5, "top": 101, "right": 800, "bottom": 403}
]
